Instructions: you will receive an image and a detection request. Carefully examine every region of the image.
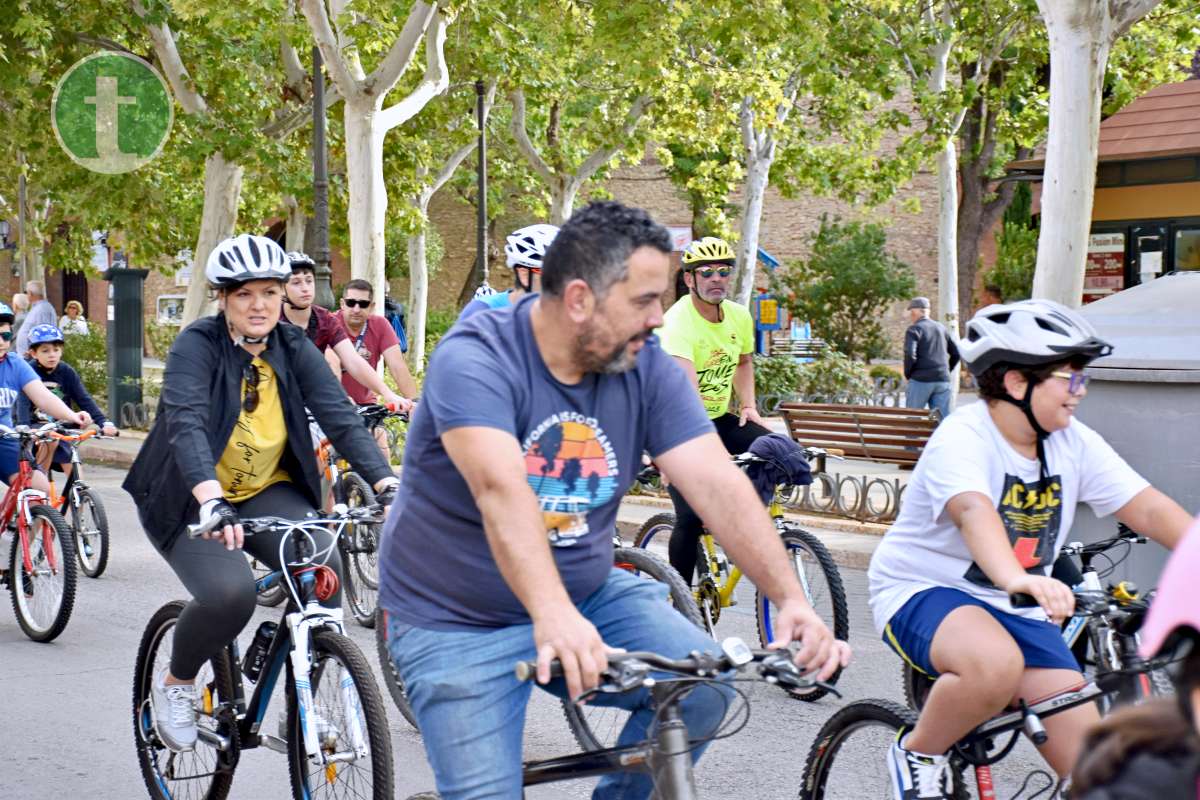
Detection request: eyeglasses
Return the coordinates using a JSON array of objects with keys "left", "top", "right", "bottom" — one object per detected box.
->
[
  {"left": 1049, "top": 370, "right": 1090, "bottom": 395},
  {"left": 694, "top": 267, "right": 732, "bottom": 279},
  {"left": 0, "top": 331, "right": 11, "bottom": 342},
  {"left": 242, "top": 363, "right": 260, "bottom": 413},
  {"left": 342, "top": 298, "right": 371, "bottom": 309}
]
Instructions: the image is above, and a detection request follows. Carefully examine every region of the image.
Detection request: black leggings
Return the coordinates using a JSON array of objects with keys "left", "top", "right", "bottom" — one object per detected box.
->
[
  {"left": 667, "top": 414, "right": 772, "bottom": 585},
  {"left": 164, "top": 482, "right": 342, "bottom": 680}
]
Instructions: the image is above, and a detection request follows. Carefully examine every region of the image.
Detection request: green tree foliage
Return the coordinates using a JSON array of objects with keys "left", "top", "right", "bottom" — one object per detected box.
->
[{"left": 772, "top": 215, "right": 916, "bottom": 362}]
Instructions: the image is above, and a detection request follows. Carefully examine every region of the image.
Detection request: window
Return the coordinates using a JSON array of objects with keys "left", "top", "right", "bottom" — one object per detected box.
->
[{"left": 1174, "top": 227, "right": 1200, "bottom": 271}]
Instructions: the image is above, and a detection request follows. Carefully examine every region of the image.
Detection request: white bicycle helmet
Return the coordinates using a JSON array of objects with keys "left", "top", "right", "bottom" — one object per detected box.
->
[
  {"left": 959, "top": 299, "right": 1113, "bottom": 377},
  {"left": 473, "top": 282, "right": 498, "bottom": 300},
  {"left": 205, "top": 234, "right": 291, "bottom": 288},
  {"left": 505, "top": 224, "right": 559, "bottom": 270}
]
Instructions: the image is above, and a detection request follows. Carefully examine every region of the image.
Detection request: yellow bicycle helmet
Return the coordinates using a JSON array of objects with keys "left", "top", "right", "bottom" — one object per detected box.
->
[{"left": 682, "top": 236, "right": 735, "bottom": 268}]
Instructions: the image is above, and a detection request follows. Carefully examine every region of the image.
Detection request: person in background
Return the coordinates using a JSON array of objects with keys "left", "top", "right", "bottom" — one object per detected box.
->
[
  {"left": 11, "top": 293, "right": 29, "bottom": 335},
  {"left": 16, "top": 280, "right": 57, "bottom": 355},
  {"left": 59, "top": 300, "right": 89, "bottom": 336},
  {"left": 457, "top": 223, "right": 559, "bottom": 321},
  {"left": 903, "top": 296, "right": 960, "bottom": 421}
]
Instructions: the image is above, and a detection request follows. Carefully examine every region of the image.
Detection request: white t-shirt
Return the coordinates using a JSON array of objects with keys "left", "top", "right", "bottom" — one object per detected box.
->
[{"left": 868, "top": 401, "right": 1148, "bottom": 634}]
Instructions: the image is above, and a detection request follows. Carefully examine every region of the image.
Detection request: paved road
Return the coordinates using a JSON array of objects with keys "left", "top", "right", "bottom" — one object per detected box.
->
[{"left": 1, "top": 465, "right": 1051, "bottom": 798}]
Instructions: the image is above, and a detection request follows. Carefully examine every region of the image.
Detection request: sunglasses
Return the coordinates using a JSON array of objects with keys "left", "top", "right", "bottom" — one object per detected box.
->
[
  {"left": 0, "top": 331, "right": 11, "bottom": 342},
  {"left": 1049, "top": 370, "right": 1090, "bottom": 395},
  {"left": 242, "top": 363, "right": 260, "bottom": 413},
  {"left": 342, "top": 298, "right": 371, "bottom": 309},
  {"left": 694, "top": 267, "right": 732, "bottom": 279}
]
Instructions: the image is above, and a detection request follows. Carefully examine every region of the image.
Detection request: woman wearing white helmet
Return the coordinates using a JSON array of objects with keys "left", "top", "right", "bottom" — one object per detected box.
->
[
  {"left": 867, "top": 299, "right": 1193, "bottom": 799},
  {"left": 457, "top": 223, "right": 559, "bottom": 321},
  {"left": 123, "top": 234, "right": 400, "bottom": 753}
]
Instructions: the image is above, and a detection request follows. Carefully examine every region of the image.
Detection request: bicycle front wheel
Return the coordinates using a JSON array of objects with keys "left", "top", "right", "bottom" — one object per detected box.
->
[
  {"left": 336, "top": 472, "right": 379, "bottom": 627},
  {"left": 799, "top": 698, "right": 967, "bottom": 800},
  {"left": 10, "top": 504, "right": 77, "bottom": 642},
  {"left": 375, "top": 607, "right": 419, "bottom": 729},
  {"left": 756, "top": 525, "right": 849, "bottom": 700},
  {"left": 70, "top": 486, "right": 110, "bottom": 578},
  {"left": 562, "top": 547, "right": 703, "bottom": 752},
  {"left": 286, "top": 629, "right": 393, "bottom": 800},
  {"left": 133, "top": 600, "right": 237, "bottom": 800}
]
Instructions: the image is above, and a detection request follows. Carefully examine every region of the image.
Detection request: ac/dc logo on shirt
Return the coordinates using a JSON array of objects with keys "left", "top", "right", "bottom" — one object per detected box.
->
[{"left": 964, "top": 473, "right": 1063, "bottom": 588}]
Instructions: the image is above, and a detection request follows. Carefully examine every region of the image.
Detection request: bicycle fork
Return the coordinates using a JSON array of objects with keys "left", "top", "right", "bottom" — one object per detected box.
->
[{"left": 287, "top": 609, "right": 370, "bottom": 766}]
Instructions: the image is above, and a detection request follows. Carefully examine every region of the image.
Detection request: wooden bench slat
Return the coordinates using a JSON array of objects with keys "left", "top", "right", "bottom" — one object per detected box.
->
[
  {"left": 779, "top": 401, "right": 935, "bottom": 467},
  {"left": 779, "top": 402, "right": 931, "bottom": 418},
  {"left": 782, "top": 414, "right": 937, "bottom": 433}
]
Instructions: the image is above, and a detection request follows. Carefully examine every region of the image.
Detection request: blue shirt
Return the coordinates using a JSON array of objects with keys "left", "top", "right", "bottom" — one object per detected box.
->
[
  {"left": 456, "top": 290, "right": 515, "bottom": 323},
  {"left": 380, "top": 295, "right": 713, "bottom": 629},
  {"left": 0, "top": 354, "right": 40, "bottom": 428}
]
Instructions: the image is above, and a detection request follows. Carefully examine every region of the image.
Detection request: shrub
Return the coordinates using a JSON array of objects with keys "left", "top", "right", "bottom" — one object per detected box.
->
[
  {"left": 145, "top": 321, "right": 179, "bottom": 361},
  {"left": 772, "top": 215, "right": 916, "bottom": 362},
  {"left": 422, "top": 308, "right": 457, "bottom": 362},
  {"left": 794, "top": 350, "right": 873, "bottom": 402},
  {"left": 753, "top": 354, "right": 804, "bottom": 410},
  {"left": 62, "top": 327, "right": 108, "bottom": 404},
  {"left": 987, "top": 221, "right": 1038, "bottom": 302}
]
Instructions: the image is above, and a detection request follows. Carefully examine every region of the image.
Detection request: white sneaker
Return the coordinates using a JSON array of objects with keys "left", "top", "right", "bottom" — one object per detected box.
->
[
  {"left": 888, "top": 732, "right": 954, "bottom": 799},
  {"left": 151, "top": 669, "right": 198, "bottom": 752}
]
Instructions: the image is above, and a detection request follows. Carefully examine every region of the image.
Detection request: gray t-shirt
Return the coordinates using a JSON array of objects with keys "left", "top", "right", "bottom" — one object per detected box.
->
[{"left": 379, "top": 295, "right": 713, "bottom": 630}]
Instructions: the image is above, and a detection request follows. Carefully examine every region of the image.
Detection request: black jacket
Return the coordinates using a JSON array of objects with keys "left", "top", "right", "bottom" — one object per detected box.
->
[
  {"left": 1076, "top": 751, "right": 1199, "bottom": 799},
  {"left": 122, "top": 314, "right": 392, "bottom": 551},
  {"left": 903, "top": 316, "right": 960, "bottom": 382}
]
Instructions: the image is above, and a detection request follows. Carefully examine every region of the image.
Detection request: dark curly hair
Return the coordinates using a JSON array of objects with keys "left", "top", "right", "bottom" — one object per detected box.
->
[{"left": 540, "top": 201, "right": 671, "bottom": 300}]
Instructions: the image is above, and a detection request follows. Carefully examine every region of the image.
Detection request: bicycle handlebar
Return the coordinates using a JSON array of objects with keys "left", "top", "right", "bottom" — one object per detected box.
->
[{"left": 186, "top": 503, "right": 387, "bottom": 539}]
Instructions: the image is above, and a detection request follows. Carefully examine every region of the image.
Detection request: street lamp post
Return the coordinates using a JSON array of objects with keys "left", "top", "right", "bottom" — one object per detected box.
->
[
  {"left": 475, "top": 79, "right": 488, "bottom": 292},
  {"left": 312, "top": 45, "right": 334, "bottom": 309}
]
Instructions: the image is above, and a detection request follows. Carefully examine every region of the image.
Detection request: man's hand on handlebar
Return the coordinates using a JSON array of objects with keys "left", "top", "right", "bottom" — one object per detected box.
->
[
  {"left": 196, "top": 498, "right": 244, "bottom": 551},
  {"left": 531, "top": 605, "right": 614, "bottom": 701},
  {"left": 768, "top": 600, "right": 851, "bottom": 681}
]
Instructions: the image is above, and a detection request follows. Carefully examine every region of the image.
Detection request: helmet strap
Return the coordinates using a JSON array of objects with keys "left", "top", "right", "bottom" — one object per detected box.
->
[
  {"left": 998, "top": 379, "right": 1051, "bottom": 482},
  {"left": 228, "top": 320, "right": 269, "bottom": 347},
  {"left": 514, "top": 268, "right": 533, "bottom": 294}
]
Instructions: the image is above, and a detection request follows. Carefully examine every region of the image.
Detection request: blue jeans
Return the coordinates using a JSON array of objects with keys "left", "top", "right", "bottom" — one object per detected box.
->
[
  {"left": 386, "top": 567, "right": 732, "bottom": 799},
  {"left": 905, "top": 379, "right": 952, "bottom": 421}
]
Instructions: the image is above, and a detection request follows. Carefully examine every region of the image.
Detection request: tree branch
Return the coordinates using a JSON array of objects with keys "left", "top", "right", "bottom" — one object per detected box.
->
[
  {"left": 368, "top": 1, "right": 439, "bottom": 99},
  {"left": 75, "top": 34, "right": 138, "bottom": 56},
  {"left": 510, "top": 88, "right": 557, "bottom": 184},
  {"left": 280, "top": 1, "right": 308, "bottom": 99},
  {"left": 131, "top": 0, "right": 207, "bottom": 116},
  {"left": 298, "top": 0, "right": 362, "bottom": 101},
  {"left": 1111, "top": 0, "right": 1164, "bottom": 39},
  {"left": 739, "top": 96, "right": 758, "bottom": 162},
  {"left": 572, "top": 94, "right": 652, "bottom": 183},
  {"left": 259, "top": 84, "right": 344, "bottom": 139},
  {"left": 378, "top": 9, "right": 450, "bottom": 132},
  {"left": 418, "top": 80, "right": 497, "bottom": 205}
]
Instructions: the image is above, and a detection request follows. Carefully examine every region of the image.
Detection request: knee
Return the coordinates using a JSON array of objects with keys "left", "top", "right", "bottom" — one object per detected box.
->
[
  {"left": 680, "top": 680, "right": 737, "bottom": 737},
  {"left": 193, "top": 576, "right": 257, "bottom": 631},
  {"left": 950, "top": 645, "right": 1024, "bottom": 705}
]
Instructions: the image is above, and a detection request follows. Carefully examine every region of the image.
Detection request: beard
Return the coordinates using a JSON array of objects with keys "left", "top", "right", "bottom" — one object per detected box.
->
[{"left": 575, "top": 322, "right": 651, "bottom": 375}]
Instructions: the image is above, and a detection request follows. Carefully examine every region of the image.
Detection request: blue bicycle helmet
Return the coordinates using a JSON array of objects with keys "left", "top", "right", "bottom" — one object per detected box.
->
[
  {"left": 27, "top": 324, "right": 65, "bottom": 347},
  {"left": 0, "top": 302, "right": 12, "bottom": 325}
]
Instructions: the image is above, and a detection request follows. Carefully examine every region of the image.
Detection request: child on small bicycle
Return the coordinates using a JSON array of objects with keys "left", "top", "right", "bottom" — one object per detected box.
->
[
  {"left": 15, "top": 324, "right": 117, "bottom": 474},
  {"left": 868, "top": 299, "right": 1194, "bottom": 800},
  {"left": 0, "top": 306, "right": 92, "bottom": 494}
]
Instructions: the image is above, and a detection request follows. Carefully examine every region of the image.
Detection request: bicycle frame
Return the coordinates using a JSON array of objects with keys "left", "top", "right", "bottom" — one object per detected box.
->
[
  {"left": 44, "top": 429, "right": 92, "bottom": 513},
  {"left": 700, "top": 499, "right": 809, "bottom": 615},
  {"left": 0, "top": 436, "right": 55, "bottom": 577}
]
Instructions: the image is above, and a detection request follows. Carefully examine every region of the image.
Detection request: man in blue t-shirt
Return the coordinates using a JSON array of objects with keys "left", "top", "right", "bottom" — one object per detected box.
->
[
  {"left": 456, "top": 223, "right": 558, "bottom": 321},
  {"left": 379, "top": 201, "right": 850, "bottom": 800}
]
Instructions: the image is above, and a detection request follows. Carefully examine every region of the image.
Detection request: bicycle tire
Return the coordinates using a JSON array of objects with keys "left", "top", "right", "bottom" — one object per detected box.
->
[
  {"left": 70, "top": 486, "right": 110, "bottom": 578},
  {"left": 901, "top": 663, "right": 935, "bottom": 711},
  {"left": 633, "top": 512, "right": 676, "bottom": 551},
  {"left": 375, "top": 607, "right": 419, "bottom": 729},
  {"left": 755, "top": 525, "right": 848, "bottom": 700},
  {"left": 133, "top": 600, "right": 237, "bottom": 800},
  {"left": 563, "top": 547, "right": 703, "bottom": 752},
  {"left": 286, "top": 629, "right": 394, "bottom": 800},
  {"left": 336, "top": 471, "right": 379, "bottom": 627},
  {"left": 10, "top": 504, "right": 77, "bottom": 642},
  {"left": 799, "top": 698, "right": 968, "bottom": 800},
  {"left": 250, "top": 556, "right": 286, "bottom": 607}
]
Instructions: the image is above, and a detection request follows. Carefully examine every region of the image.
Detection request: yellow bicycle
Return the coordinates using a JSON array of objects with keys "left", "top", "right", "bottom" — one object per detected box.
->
[{"left": 634, "top": 450, "right": 849, "bottom": 700}]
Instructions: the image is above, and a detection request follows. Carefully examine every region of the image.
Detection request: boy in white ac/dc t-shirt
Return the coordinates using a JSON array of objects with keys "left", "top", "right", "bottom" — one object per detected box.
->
[{"left": 869, "top": 299, "right": 1193, "bottom": 800}]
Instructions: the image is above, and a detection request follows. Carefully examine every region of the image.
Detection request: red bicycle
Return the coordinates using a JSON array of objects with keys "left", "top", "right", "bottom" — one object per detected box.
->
[{"left": 0, "top": 422, "right": 77, "bottom": 642}]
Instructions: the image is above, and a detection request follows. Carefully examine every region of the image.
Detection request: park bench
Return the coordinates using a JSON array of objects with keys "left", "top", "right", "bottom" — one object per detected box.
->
[
  {"left": 769, "top": 335, "right": 828, "bottom": 360},
  {"left": 778, "top": 402, "right": 938, "bottom": 468}
]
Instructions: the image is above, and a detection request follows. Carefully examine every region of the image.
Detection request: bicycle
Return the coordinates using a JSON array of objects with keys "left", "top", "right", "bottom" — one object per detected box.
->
[
  {"left": 404, "top": 637, "right": 838, "bottom": 800},
  {"left": 0, "top": 422, "right": 77, "bottom": 642},
  {"left": 43, "top": 425, "right": 113, "bottom": 578},
  {"left": 634, "top": 448, "right": 849, "bottom": 700},
  {"left": 900, "top": 526, "right": 1174, "bottom": 714},
  {"left": 133, "top": 504, "right": 394, "bottom": 800},
  {"left": 799, "top": 591, "right": 1172, "bottom": 800}
]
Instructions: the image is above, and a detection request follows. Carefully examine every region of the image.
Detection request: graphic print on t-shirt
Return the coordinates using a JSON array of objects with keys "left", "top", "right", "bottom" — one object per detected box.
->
[
  {"left": 522, "top": 413, "right": 619, "bottom": 547},
  {"left": 964, "top": 472, "right": 1063, "bottom": 588},
  {"left": 697, "top": 347, "right": 737, "bottom": 415}
]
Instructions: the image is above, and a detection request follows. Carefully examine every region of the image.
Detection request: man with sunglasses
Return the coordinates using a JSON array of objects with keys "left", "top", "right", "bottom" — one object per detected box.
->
[
  {"left": 656, "top": 236, "right": 771, "bottom": 586},
  {"left": 457, "top": 223, "right": 559, "bottom": 321}
]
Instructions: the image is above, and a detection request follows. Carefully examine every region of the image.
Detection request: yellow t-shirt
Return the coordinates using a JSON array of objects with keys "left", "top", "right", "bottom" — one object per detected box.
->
[
  {"left": 657, "top": 296, "right": 755, "bottom": 419},
  {"left": 215, "top": 357, "right": 290, "bottom": 502}
]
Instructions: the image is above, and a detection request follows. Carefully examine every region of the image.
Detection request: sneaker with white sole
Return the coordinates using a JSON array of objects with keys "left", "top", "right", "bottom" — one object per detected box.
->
[
  {"left": 152, "top": 669, "right": 198, "bottom": 752},
  {"left": 888, "top": 731, "right": 954, "bottom": 799}
]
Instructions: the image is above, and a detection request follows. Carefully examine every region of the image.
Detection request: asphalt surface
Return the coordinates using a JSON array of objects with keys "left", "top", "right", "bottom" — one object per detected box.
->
[{"left": 1, "top": 464, "right": 1053, "bottom": 799}]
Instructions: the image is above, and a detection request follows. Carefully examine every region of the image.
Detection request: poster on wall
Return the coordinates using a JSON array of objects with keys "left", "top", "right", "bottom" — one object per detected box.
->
[{"left": 1083, "top": 232, "right": 1125, "bottom": 304}]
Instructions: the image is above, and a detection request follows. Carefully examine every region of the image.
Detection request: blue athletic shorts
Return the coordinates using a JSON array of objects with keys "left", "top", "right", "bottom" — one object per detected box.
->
[
  {"left": 883, "top": 586, "right": 1079, "bottom": 676},
  {"left": 0, "top": 438, "right": 21, "bottom": 480}
]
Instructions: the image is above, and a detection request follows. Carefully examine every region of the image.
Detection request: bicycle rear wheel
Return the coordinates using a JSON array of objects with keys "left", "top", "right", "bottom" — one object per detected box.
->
[
  {"left": 133, "top": 600, "right": 237, "bottom": 800},
  {"left": 562, "top": 547, "right": 703, "bottom": 751},
  {"left": 336, "top": 472, "right": 379, "bottom": 627},
  {"left": 375, "top": 607, "right": 418, "bottom": 729},
  {"left": 10, "top": 504, "right": 77, "bottom": 642},
  {"left": 756, "top": 525, "right": 848, "bottom": 700},
  {"left": 70, "top": 486, "right": 110, "bottom": 578},
  {"left": 286, "top": 629, "right": 393, "bottom": 800},
  {"left": 799, "top": 698, "right": 967, "bottom": 800}
]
